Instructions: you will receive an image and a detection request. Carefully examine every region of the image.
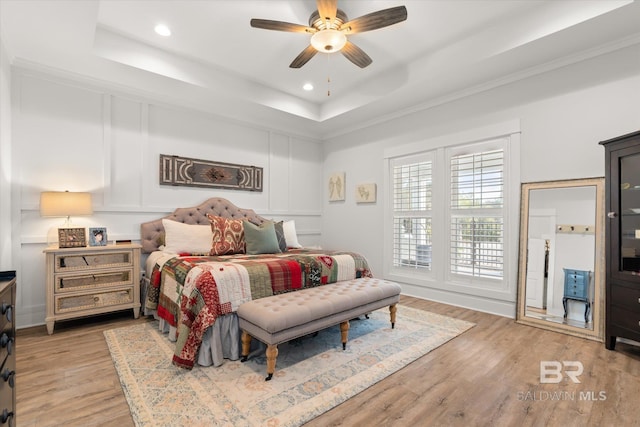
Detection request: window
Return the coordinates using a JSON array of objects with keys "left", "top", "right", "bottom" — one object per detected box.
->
[
  {"left": 391, "top": 155, "right": 432, "bottom": 270},
  {"left": 384, "top": 121, "right": 519, "bottom": 305},
  {"left": 449, "top": 148, "right": 504, "bottom": 279},
  {"left": 386, "top": 133, "right": 517, "bottom": 291}
]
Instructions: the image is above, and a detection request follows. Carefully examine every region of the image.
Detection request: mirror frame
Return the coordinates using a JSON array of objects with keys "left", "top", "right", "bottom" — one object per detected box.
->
[{"left": 516, "top": 177, "right": 605, "bottom": 341}]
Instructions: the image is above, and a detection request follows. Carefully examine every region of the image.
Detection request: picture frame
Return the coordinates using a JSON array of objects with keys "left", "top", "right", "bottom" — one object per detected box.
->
[
  {"left": 356, "top": 183, "right": 377, "bottom": 203},
  {"left": 58, "top": 227, "right": 87, "bottom": 248},
  {"left": 159, "top": 154, "right": 263, "bottom": 192},
  {"left": 329, "top": 172, "right": 345, "bottom": 202},
  {"left": 89, "top": 227, "right": 108, "bottom": 246}
]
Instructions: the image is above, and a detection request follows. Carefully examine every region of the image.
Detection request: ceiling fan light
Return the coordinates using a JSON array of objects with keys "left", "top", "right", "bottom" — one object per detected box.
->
[{"left": 310, "top": 29, "right": 347, "bottom": 53}]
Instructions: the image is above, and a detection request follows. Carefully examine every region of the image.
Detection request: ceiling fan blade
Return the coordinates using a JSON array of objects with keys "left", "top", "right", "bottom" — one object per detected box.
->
[
  {"left": 340, "top": 6, "right": 407, "bottom": 34},
  {"left": 290, "top": 45, "right": 318, "bottom": 68},
  {"left": 341, "top": 41, "right": 372, "bottom": 68},
  {"left": 250, "top": 19, "right": 315, "bottom": 33},
  {"left": 316, "top": 0, "right": 338, "bottom": 27}
]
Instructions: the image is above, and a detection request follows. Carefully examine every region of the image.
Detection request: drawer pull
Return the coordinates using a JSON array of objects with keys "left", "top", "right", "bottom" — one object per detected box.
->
[
  {"left": 1, "top": 303, "right": 11, "bottom": 323},
  {"left": 94, "top": 296, "right": 100, "bottom": 302},
  {"left": 1, "top": 368, "right": 15, "bottom": 388},
  {"left": 1, "top": 409, "right": 14, "bottom": 424},
  {"left": 0, "top": 333, "right": 13, "bottom": 355}
]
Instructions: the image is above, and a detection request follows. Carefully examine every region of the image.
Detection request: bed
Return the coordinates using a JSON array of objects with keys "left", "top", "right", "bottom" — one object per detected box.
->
[{"left": 140, "top": 198, "right": 372, "bottom": 369}]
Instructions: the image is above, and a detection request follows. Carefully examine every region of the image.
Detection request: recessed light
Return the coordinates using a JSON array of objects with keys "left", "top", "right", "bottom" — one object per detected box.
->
[
  {"left": 154, "top": 24, "right": 171, "bottom": 37},
  {"left": 303, "top": 83, "right": 314, "bottom": 91}
]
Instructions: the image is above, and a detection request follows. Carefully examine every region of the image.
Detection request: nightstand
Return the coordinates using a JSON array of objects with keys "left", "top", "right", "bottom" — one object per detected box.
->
[
  {"left": 43, "top": 243, "right": 141, "bottom": 334},
  {"left": 563, "top": 268, "right": 591, "bottom": 323}
]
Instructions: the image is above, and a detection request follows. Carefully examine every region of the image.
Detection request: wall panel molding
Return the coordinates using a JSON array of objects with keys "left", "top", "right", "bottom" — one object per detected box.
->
[{"left": 102, "top": 93, "right": 112, "bottom": 207}]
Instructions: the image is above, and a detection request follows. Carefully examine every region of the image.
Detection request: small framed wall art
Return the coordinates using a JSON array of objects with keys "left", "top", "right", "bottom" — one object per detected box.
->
[
  {"left": 329, "top": 172, "right": 345, "bottom": 202},
  {"left": 89, "top": 227, "right": 108, "bottom": 246},
  {"left": 356, "top": 183, "right": 377, "bottom": 203},
  {"left": 58, "top": 227, "right": 87, "bottom": 248}
]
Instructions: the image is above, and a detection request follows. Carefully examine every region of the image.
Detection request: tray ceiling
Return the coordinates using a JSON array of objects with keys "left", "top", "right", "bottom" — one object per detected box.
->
[{"left": 1, "top": 0, "right": 639, "bottom": 138}]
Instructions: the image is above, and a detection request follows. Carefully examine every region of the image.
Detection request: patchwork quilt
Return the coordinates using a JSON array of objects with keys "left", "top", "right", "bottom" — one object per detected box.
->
[{"left": 144, "top": 249, "right": 372, "bottom": 369}]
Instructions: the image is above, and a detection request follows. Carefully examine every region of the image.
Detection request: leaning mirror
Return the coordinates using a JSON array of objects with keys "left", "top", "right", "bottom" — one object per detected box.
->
[{"left": 516, "top": 177, "right": 604, "bottom": 341}]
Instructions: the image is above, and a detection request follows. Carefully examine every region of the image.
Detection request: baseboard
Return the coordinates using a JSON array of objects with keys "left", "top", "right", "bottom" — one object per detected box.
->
[{"left": 399, "top": 281, "right": 516, "bottom": 318}]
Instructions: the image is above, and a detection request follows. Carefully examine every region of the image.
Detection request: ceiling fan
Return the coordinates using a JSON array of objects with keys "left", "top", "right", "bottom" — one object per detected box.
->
[{"left": 250, "top": 0, "right": 407, "bottom": 68}]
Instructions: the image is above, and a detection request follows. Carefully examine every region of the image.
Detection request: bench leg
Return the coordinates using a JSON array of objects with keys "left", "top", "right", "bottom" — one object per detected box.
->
[
  {"left": 390, "top": 304, "right": 397, "bottom": 329},
  {"left": 265, "top": 344, "right": 278, "bottom": 381},
  {"left": 240, "top": 330, "right": 252, "bottom": 362},
  {"left": 340, "top": 321, "right": 350, "bottom": 350}
]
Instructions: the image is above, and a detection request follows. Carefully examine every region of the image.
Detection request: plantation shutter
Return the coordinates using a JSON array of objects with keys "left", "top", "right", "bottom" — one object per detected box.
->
[
  {"left": 392, "top": 156, "right": 433, "bottom": 270},
  {"left": 450, "top": 148, "right": 504, "bottom": 278}
]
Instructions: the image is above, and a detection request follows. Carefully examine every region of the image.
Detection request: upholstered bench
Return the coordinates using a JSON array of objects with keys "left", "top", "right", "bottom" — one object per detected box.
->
[{"left": 238, "top": 277, "right": 402, "bottom": 380}]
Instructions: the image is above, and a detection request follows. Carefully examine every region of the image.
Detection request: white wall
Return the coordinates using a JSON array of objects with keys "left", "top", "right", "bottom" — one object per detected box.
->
[
  {"left": 7, "top": 41, "right": 640, "bottom": 326},
  {"left": 11, "top": 69, "right": 323, "bottom": 328},
  {"left": 0, "top": 37, "right": 12, "bottom": 271},
  {"left": 321, "top": 44, "right": 640, "bottom": 317}
]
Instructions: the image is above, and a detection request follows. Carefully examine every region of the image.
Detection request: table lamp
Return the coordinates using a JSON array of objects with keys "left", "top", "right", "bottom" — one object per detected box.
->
[
  {"left": 40, "top": 191, "right": 93, "bottom": 226},
  {"left": 40, "top": 191, "right": 93, "bottom": 247}
]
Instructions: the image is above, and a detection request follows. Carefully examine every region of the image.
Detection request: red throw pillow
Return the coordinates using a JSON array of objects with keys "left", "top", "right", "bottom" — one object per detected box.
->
[{"left": 207, "top": 214, "right": 245, "bottom": 255}]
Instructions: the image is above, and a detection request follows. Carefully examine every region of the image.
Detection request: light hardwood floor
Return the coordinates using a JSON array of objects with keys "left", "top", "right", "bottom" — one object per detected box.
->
[{"left": 16, "top": 295, "right": 640, "bottom": 427}]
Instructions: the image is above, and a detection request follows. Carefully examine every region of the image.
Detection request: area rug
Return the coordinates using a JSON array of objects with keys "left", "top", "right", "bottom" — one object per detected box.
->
[{"left": 104, "top": 305, "right": 474, "bottom": 427}]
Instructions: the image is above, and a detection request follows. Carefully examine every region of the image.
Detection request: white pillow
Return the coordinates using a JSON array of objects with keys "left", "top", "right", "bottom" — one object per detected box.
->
[
  {"left": 161, "top": 219, "right": 213, "bottom": 254},
  {"left": 283, "top": 220, "right": 303, "bottom": 248}
]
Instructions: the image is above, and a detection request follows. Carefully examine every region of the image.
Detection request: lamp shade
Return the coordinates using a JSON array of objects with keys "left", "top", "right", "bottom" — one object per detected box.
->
[
  {"left": 310, "top": 29, "right": 347, "bottom": 53},
  {"left": 40, "top": 191, "right": 93, "bottom": 217}
]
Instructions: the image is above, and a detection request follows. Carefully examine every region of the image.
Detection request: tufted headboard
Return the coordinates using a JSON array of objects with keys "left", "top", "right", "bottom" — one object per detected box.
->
[{"left": 140, "top": 197, "right": 267, "bottom": 253}]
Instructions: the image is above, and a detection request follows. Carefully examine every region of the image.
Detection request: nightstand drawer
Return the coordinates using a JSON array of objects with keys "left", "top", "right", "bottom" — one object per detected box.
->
[
  {"left": 55, "top": 269, "right": 133, "bottom": 293},
  {"left": 0, "top": 288, "right": 12, "bottom": 334},
  {"left": 565, "top": 283, "right": 586, "bottom": 298},
  {"left": 0, "top": 351, "right": 15, "bottom": 394},
  {"left": 566, "top": 275, "right": 585, "bottom": 286},
  {"left": 55, "top": 287, "right": 134, "bottom": 314},
  {"left": 0, "top": 331, "right": 13, "bottom": 368},
  {"left": 0, "top": 352, "right": 14, "bottom": 426},
  {"left": 55, "top": 250, "right": 133, "bottom": 273}
]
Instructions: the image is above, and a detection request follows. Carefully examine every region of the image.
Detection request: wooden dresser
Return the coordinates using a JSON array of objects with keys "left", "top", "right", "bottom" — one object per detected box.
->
[
  {"left": 43, "top": 244, "right": 141, "bottom": 334},
  {"left": 600, "top": 130, "right": 640, "bottom": 349},
  {"left": 0, "top": 271, "right": 16, "bottom": 426}
]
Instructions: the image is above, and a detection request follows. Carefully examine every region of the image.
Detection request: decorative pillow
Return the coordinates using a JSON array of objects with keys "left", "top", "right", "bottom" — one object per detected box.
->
[
  {"left": 161, "top": 219, "right": 213, "bottom": 254},
  {"left": 273, "top": 221, "right": 287, "bottom": 252},
  {"left": 207, "top": 214, "right": 245, "bottom": 255},
  {"left": 283, "top": 220, "right": 303, "bottom": 248},
  {"left": 243, "top": 221, "right": 282, "bottom": 255}
]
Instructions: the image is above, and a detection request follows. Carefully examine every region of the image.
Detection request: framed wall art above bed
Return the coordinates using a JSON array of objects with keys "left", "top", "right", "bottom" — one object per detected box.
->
[{"left": 159, "top": 154, "right": 263, "bottom": 192}]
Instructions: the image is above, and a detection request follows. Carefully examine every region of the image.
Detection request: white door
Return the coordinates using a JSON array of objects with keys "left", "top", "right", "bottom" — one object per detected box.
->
[{"left": 526, "top": 238, "right": 546, "bottom": 309}]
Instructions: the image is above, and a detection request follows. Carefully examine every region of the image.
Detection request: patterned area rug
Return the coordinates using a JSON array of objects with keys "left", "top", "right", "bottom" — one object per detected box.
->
[{"left": 104, "top": 305, "right": 474, "bottom": 427}]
